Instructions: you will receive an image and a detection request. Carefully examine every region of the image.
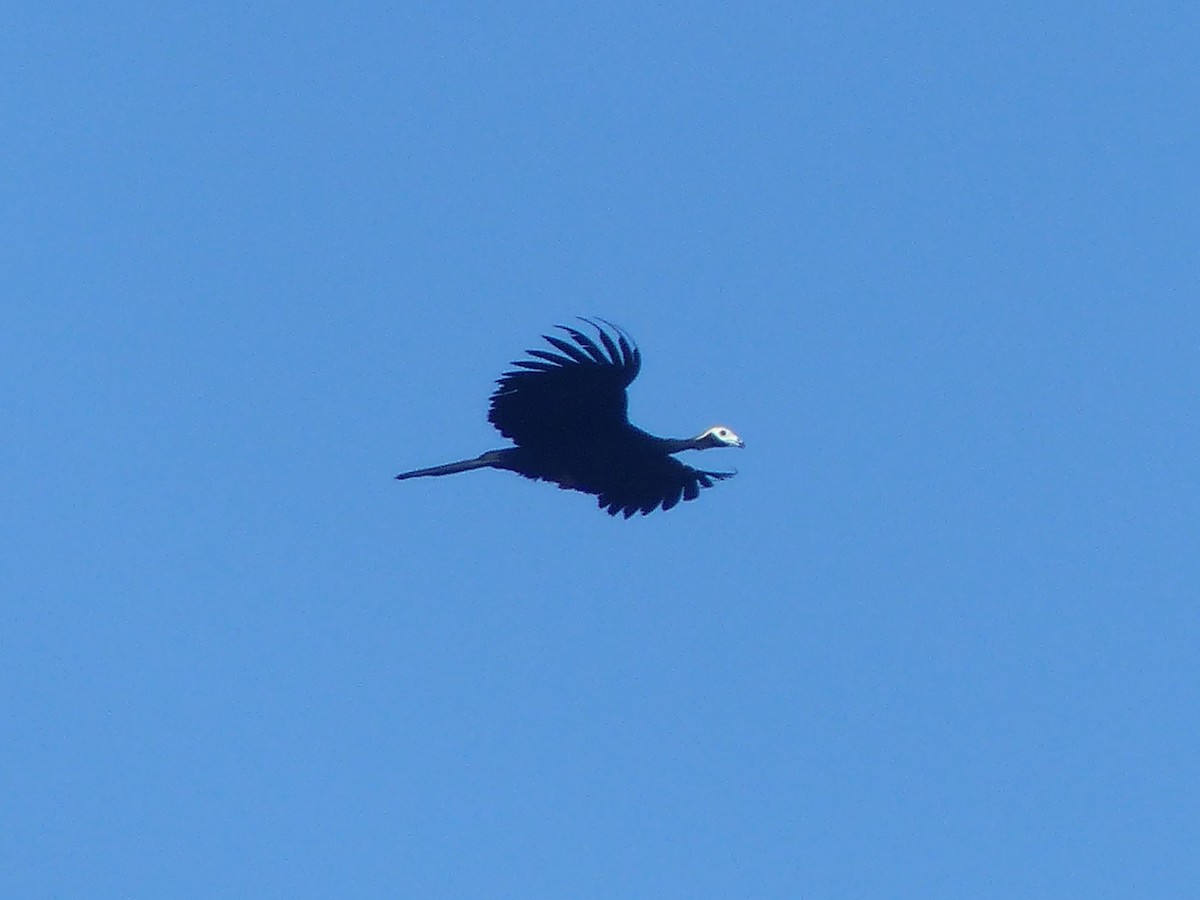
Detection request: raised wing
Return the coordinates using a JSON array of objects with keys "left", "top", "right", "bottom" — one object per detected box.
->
[{"left": 488, "top": 319, "right": 641, "bottom": 448}]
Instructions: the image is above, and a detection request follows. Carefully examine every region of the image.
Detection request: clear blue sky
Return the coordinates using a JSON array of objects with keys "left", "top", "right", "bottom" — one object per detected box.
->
[{"left": 4, "top": 3, "right": 1197, "bottom": 897}]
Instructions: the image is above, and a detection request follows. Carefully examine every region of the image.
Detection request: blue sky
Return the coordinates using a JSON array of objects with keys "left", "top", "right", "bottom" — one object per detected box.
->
[{"left": 3, "top": 3, "right": 1197, "bottom": 897}]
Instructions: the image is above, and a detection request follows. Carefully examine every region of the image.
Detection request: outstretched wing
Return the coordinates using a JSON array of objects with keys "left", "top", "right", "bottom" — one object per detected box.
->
[
  {"left": 488, "top": 319, "right": 641, "bottom": 449},
  {"left": 593, "top": 454, "right": 735, "bottom": 518}
]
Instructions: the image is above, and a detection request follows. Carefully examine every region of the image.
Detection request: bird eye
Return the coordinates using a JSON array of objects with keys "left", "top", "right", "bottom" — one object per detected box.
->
[{"left": 718, "top": 429, "right": 727, "bottom": 437}]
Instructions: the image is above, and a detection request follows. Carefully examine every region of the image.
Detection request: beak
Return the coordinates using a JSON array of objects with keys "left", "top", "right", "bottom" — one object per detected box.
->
[{"left": 735, "top": 438, "right": 745, "bottom": 448}]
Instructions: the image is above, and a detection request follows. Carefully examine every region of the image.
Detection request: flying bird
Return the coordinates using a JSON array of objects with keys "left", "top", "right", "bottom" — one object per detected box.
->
[{"left": 395, "top": 319, "right": 744, "bottom": 517}]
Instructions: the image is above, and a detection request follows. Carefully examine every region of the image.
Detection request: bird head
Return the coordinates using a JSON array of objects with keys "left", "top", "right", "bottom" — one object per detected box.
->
[{"left": 696, "top": 425, "right": 745, "bottom": 449}]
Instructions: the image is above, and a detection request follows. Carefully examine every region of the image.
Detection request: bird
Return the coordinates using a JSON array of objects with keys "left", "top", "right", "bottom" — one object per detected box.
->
[{"left": 395, "top": 318, "right": 744, "bottom": 517}]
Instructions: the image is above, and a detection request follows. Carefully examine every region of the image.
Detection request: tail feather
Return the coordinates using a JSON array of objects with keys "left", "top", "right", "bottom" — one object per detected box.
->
[{"left": 395, "top": 454, "right": 495, "bottom": 480}]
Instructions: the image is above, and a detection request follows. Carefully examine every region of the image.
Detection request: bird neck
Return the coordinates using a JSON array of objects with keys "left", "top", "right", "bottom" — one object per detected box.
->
[{"left": 659, "top": 435, "right": 706, "bottom": 454}]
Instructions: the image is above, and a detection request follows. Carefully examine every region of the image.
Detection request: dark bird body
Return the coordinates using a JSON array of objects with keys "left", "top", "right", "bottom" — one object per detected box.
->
[{"left": 395, "top": 319, "right": 743, "bottom": 516}]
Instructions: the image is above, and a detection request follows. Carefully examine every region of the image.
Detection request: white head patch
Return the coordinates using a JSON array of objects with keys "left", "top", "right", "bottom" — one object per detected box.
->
[{"left": 702, "top": 425, "right": 744, "bottom": 448}]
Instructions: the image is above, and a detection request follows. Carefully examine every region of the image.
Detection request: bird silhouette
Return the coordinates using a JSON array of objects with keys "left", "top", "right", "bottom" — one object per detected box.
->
[{"left": 395, "top": 318, "right": 744, "bottom": 517}]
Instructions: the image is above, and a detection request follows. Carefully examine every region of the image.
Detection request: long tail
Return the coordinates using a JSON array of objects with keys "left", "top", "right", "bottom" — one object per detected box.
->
[{"left": 395, "top": 452, "right": 499, "bottom": 481}]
